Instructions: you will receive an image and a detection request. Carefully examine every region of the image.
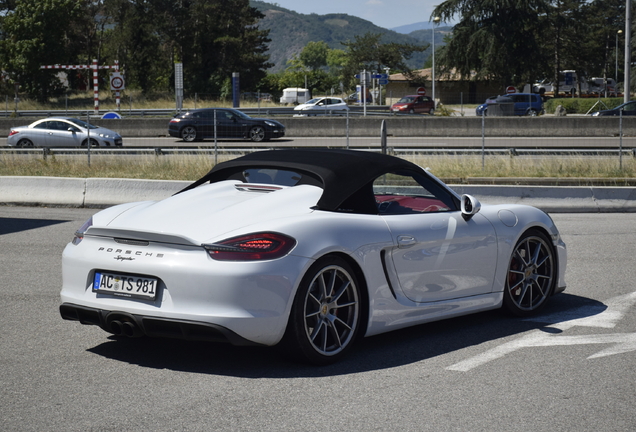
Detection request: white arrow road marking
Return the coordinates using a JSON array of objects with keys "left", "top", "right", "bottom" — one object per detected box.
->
[{"left": 446, "top": 291, "right": 636, "bottom": 372}]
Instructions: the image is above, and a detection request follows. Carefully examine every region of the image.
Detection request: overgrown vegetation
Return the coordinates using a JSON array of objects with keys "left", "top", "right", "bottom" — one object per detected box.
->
[
  {"left": 543, "top": 97, "right": 626, "bottom": 114},
  {"left": 2, "top": 152, "right": 633, "bottom": 182}
]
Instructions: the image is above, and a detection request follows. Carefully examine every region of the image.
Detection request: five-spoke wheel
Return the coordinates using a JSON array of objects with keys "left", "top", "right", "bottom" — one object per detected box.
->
[
  {"left": 180, "top": 126, "right": 198, "bottom": 142},
  {"left": 503, "top": 230, "right": 556, "bottom": 316},
  {"left": 249, "top": 126, "right": 266, "bottom": 142},
  {"left": 283, "top": 256, "right": 362, "bottom": 365}
]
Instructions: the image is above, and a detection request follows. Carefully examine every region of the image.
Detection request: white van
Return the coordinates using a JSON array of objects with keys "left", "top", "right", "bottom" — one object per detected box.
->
[{"left": 280, "top": 88, "right": 311, "bottom": 105}]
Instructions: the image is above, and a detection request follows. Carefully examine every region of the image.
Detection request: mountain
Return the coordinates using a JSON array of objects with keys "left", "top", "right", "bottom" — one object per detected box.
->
[
  {"left": 391, "top": 22, "right": 435, "bottom": 34},
  {"left": 250, "top": 1, "right": 448, "bottom": 72},
  {"left": 407, "top": 26, "right": 454, "bottom": 46}
]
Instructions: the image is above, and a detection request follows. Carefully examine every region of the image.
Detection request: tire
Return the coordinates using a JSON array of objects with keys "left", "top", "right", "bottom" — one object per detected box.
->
[
  {"left": 429, "top": 108, "right": 435, "bottom": 116},
  {"left": 408, "top": 109, "right": 415, "bottom": 114},
  {"left": 282, "top": 256, "right": 362, "bottom": 365},
  {"left": 503, "top": 230, "right": 556, "bottom": 317},
  {"left": 81, "top": 138, "right": 99, "bottom": 147},
  {"left": 527, "top": 109, "right": 538, "bottom": 116},
  {"left": 180, "top": 126, "right": 198, "bottom": 142},
  {"left": 249, "top": 126, "right": 266, "bottom": 142},
  {"left": 16, "top": 138, "right": 34, "bottom": 148}
]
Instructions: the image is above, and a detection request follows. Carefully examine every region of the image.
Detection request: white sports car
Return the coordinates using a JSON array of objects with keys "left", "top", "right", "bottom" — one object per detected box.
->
[
  {"left": 60, "top": 149, "right": 567, "bottom": 364},
  {"left": 293, "top": 97, "right": 349, "bottom": 116}
]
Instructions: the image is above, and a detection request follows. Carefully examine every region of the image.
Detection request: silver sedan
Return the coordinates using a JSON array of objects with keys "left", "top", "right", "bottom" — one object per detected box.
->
[{"left": 7, "top": 117, "right": 123, "bottom": 147}]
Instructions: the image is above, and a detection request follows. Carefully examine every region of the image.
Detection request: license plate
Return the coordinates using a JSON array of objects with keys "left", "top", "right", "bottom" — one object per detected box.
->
[{"left": 93, "top": 271, "right": 158, "bottom": 300}]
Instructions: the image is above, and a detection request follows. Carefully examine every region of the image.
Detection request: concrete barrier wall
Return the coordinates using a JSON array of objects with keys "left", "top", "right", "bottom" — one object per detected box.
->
[
  {"left": 451, "top": 184, "right": 636, "bottom": 213},
  {"left": 0, "top": 176, "right": 189, "bottom": 207},
  {"left": 1, "top": 176, "right": 635, "bottom": 212},
  {"left": 1, "top": 116, "right": 635, "bottom": 138}
]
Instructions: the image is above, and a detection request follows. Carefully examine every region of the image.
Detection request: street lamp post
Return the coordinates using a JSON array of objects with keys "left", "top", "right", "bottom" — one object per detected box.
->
[
  {"left": 432, "top": 16, "right": 440, "bottom": 109},
  {"left": 624, "top": 0, "right": 631, "bottom": 103},
  {"left": 616, "top": 30, "right": 623, "bottom": 83}
]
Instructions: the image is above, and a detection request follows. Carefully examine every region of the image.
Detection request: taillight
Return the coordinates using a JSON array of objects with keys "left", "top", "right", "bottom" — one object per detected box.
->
[
  {"left": 203, "top": 232, "right": 296, "bottom": 261},
  {"left": 169, "top": 118, "right": 180, "bottom": 123},
  {"left": 72, "top": 217, "right": 93, "bottom": 245},
  {"left": 9, "top": 130, "right": 19, "bottom": 136}
]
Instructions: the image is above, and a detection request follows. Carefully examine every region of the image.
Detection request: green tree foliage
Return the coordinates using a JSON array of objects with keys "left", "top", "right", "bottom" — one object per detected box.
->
[
  {"left": 433, "top": 0, "right": 629, "bottom": 89},
  {"left": 0, "top": 0, "right": 85, "bottom": 100},
  {"left": 299, "top": 41, "right": 329, "bottom": 71},
  {"left": 432, "top": 0, "right": 550, "bottom": 86},
  {"left": 340, "top": 32, "right": 428, "bottom": 87},
  {"left": 0, "top": 0, "right": 272, "bottom": 97}
]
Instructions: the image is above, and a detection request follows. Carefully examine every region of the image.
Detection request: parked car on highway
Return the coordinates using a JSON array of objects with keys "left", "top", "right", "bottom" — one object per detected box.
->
[
  {"left": 590, "top": 101, "right": 636, "bottom": 116},
  {"left": 59, "top": 149, "right": 567, "bottom": 365},
  {"left": 168, "top": 108, "right": 285, "bottom": 142},
  {"left": 293, "top": 97, "right": 349, "bottom": 115},
  {"left": 7, "top": 117, "right": 123, "bottom": 147},
  {"left": 476, "top": 93, "right": 544, "bottom": 116},
  {"left": 390, "top": 95, "right": 435, "bottom": 114}
]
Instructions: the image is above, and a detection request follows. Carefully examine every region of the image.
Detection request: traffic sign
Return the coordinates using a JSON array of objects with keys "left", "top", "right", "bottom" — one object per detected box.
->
[
  {"left": 110, "top": 72, "right": 125, "bottom": 91},
  {"left": 372, "top": 73, "right": 388, "bottom": 79},
  {"left": 378, "top": 79, "right": 389, "bottom": 85},
  {"left": 355, "top": 72, "right": 371, "bottom": 84},
  {"left": 506, "top": 85, "right": 517, "bottom": 94},
  {"left": 416, "top": 87, "right": 426, "bottom": 95}
]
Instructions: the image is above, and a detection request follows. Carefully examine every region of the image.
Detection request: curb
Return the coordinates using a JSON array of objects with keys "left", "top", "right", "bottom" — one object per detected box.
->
[{"left": 1, "top": 176, "right": 635, "bottom": 212}]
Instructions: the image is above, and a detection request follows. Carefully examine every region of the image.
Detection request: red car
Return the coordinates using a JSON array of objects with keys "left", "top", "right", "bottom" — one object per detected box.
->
[{"left": 390, "top": 95, "right": 435, "bottom": 115}]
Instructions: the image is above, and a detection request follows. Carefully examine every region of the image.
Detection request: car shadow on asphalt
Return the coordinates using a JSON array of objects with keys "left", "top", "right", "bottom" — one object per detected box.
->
[
  {"left": 0, "top": 217, "right": 68, "bottom": 235},
  {"left": 86, "top": 292, "right": 605, "bottom": 377}
]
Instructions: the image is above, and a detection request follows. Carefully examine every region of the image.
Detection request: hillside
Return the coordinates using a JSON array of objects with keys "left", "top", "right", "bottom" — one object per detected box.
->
[{"left": 250, "top": 1, "right": 449, "bottom": 72}]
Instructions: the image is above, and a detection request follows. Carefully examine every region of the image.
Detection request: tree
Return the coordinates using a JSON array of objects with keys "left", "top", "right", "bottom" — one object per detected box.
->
[
  {"left": 299, "top": 41, "right": 329, "bottom": 71},
  {"left": 156, "top": 0, "right": 272, "bottom": 94},
  {"left": 0, "top": 0, "right": 85, "bottom": 100},
  {"left": 340, "top": 32, "right": 428, "bottom": 88},
  {"left": 432, "top": 0, "right": 551, "bottom": 87}
]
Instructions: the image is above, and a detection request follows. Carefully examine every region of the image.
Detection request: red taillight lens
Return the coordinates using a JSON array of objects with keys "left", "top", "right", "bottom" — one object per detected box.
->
[
  {"left": 9, "top": 130, "right": 19, "bottom": 136},
  {"left": 204, "top": 232, "right": 296, "bottom": 261}
]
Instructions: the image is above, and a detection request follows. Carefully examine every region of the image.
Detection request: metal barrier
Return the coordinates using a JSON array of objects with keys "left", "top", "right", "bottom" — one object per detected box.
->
[
  {"left": 2, "top": 147, "right": 635, "bottom": 158},
  {"left": 0, "top": 106, "right": 392, "bottom": 118}
]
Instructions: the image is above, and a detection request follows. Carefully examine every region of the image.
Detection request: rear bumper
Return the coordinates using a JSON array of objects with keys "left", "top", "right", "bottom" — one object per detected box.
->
[{"left": 60, "top": 303, "right": 261, "bottom": 346}]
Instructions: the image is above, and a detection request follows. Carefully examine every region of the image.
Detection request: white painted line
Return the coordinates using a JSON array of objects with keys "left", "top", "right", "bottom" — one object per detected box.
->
[{"left": 446, "top": 291, "right": 636, "bottom": 372}]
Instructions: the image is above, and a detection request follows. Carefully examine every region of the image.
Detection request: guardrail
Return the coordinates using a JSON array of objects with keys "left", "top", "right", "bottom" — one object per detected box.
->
[
  {"left": 2, "top": 146, "right": 635, "bottom": 158},
  {"left": 0, "top": 106, "right": 391, "bottom": 118}
]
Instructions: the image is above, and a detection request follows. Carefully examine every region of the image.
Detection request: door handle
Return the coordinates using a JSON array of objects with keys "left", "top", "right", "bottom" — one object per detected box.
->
[{"left": 397, "top": 235, "right": 416, "bottom": 248}]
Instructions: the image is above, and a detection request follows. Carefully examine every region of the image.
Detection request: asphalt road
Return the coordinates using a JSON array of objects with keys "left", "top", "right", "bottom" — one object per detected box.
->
[{"left": 1, "top": 207, "right": 635, "bottom": 432}]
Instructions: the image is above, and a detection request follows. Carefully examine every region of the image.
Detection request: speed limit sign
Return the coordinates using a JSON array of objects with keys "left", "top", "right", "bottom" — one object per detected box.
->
[{"left": 110, "top": 72, "right": 125, "bottom": 91}]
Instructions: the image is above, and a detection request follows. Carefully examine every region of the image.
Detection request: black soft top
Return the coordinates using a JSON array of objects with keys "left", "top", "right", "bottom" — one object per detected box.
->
[{"left": 178, "top": 149, "right": 427, "bottom": 213}]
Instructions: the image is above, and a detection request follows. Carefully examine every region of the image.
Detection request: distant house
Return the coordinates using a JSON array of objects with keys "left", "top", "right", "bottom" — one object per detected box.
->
[{"left": 386, "top": 68, "right": 503, "bottom": 105}]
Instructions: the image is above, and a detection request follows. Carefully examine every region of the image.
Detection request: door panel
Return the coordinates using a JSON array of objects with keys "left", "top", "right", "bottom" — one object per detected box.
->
[{"left": 383, "top": 212, "right": 497, "bottom": 303}]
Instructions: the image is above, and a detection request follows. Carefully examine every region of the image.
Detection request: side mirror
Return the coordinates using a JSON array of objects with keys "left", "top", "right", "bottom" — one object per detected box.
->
[{"left": 460, "top": 194, "right": 481, "bottom": 221}]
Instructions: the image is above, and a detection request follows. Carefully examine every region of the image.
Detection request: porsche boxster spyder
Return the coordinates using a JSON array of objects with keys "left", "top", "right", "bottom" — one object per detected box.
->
[{"left": 60, "top": 149, "right": 567, "bottom": 364}]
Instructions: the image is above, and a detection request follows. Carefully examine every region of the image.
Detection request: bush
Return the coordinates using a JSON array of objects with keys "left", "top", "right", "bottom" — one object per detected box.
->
[{"left": 544, "top": 97, "right": 624, "bottom": 114}]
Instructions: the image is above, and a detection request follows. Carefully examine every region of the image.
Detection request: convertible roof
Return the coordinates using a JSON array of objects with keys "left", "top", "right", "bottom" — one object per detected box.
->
[{"left": 178, "top": 149, "right": 425, "bottom": 213}]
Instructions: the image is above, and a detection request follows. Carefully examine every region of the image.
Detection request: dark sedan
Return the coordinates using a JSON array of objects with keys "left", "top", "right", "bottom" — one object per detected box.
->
[
  {"left": 591, "top": 101, "right": 636, "bottom": 116},
  {"left": 168, "top": 108, "right": 285, "bottom": 142}
]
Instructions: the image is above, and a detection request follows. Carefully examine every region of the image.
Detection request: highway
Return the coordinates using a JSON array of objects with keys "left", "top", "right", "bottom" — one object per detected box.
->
[{"left": 1, "top": 207, "right": 635, "bottom": 431}]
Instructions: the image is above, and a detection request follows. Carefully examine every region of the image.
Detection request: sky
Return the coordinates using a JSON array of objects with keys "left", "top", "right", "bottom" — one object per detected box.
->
[{"left": 263, "top": 0, "right": 444, "bottom": 30}]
